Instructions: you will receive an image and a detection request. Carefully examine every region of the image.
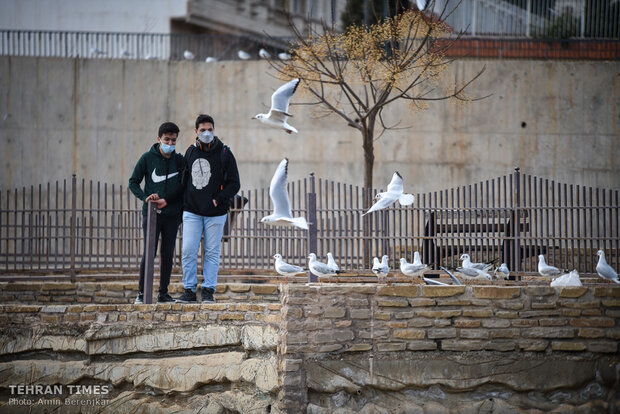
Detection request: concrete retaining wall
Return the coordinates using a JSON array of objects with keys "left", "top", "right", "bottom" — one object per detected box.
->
[{"left": 1, "top": 56, "right": 618, "bottom": 193}]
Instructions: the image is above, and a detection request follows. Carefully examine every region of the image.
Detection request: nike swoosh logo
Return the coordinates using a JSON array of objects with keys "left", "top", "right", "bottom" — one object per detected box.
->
[{"left": 151, "top": 170, "right": 179, "bottom": 183}]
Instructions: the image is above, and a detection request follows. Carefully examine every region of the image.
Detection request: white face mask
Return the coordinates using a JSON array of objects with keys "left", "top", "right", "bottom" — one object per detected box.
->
[{"left": 198, "top": 130, "right": 214, "bottom": 144}]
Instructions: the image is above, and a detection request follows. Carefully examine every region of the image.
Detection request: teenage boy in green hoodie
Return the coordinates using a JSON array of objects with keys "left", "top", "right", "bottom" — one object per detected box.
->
[{"left": 129, "top": 122, "right": 185, "bottom": 303}]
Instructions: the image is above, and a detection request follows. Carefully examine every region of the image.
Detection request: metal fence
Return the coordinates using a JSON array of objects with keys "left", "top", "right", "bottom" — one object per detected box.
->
[
  {"left": 0, "top": 169, "right": 618, "bottom": 276},
  {"left": 0, "top": 30, "right": 289, "bottom": 61}
]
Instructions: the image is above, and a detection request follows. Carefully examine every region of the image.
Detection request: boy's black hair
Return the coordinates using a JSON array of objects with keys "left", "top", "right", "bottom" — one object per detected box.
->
[
  {"left": 158, "top": 122, "right": 180, "bottom": 137},
  {"left": 195, "top": 114, "right": 215, "bottom": 129}
]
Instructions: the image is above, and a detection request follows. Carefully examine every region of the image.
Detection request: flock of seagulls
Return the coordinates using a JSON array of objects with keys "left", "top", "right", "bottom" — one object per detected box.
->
[{"left": 271, "top": 249, "right": 619, "bottom": 287}]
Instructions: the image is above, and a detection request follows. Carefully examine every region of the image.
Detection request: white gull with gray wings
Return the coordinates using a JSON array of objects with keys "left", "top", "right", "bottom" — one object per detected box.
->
[
  {"left": 252, "top": 78, "right": 300, "bottom": 134},
  {"left": 260, "top": 159, "right": 308, "bottom": 230}
]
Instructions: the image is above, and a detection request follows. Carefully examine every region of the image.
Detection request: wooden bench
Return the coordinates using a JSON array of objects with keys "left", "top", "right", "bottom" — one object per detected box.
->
[{"left": 422, "top": 209, "right": 544, "bottom": 270}]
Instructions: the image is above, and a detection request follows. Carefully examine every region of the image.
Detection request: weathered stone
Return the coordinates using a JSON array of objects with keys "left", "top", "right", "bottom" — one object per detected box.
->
[
  {"left": 350, "top": 309, "right": 371, "bottom": 319},
  {"left": 473, "top": 287, "right": 520, "bottom": 299},
  {"left": 496, "top": 300, "right": 525, "bottom": 310},
  {"left": 241, "top": 325, "right": 278, "bottom": 351},
  {"left": 240, "top": 357, "right": 278, "bottom": 392},
  {"left": 559, "top": 287, "right": 588, "bottom": 298},
  {"left": 408, "top": 319, "right": 433, "bottom": 328},
  {"left": 587, "top": 341, "right": 618, "bottom": 353},
  {"left": 551, "top": 341, "right": 587, "bottom": 351},
  {"left": 569, "top": 318, "right": 615, "bottom": 327},
  {"left": 228, "top": 284, "right": 251, "bottom": 292},
  {"left": 559, "top": 300, "right": 601, "bottom": 309},
  {"left": 377, "top": 299, "right": 409, "bottom": 307},
  {"left": 581, "top": 309, "right": 603, "bottom": 316},
  {"left": 427, "top": 328, "right": 457, "bottom": 339},
  {"left": 421, "top": 286, "right": 466, "bottom": 297},
  {"left": 602, "top": 299, "right": 620, "bottom": 307},
  {"left": 441, "top": 339, "right": 485, "bottom": 351},
  {"left": 539, "top": 318, "right": 568, "bottom": 326},
  {"left": 459, "top": 329, "right": 489, "bottom": 339},
  {"left": 347, "top": 344, "right": 372, "bottom": 352},
  {"left": 454, "top": 319, "right": 481, "bottom": 328},
  {"left": 86, "top": 325, "right": 241, "bottom": 355},
  {"left": 416, "top": 309, "right": 461, "bottom": 318},
  {"left": 494, "top": 310, "right": 519, "bottom": 319},
  {"left": 252, "top": 285, "right": 279, "bottom": 295},
  {"left": 323, "top": 307, "right": 346, "bottom": 318},
  {"left": 377, "top": 286, "right": 419, "bottom": 298},
  {"left": 376, "top": 342, "right": 407, "bottom": 352},
  {"left": 481, "top": 319, "right": 511, "bottom": 328},
  {"left": 578, "top": 328, "right": 605, "bottom": 338},
  {"left": 407, "top": 340, "right": 438, "bottom": 351},
  {"left": 518, "top": 339, "right": 549, "bottom": 352},
  {"left": 523, "top": 286, "right": 555, "bottom": 296},
  {"left": 408, "top": 298, "right": 436, "bottom": 307},
  {"left": 462, "top": 308, "right": 493, "bottom": 318},
  {"left": 521, "top": 327, "right": 575, "bottom": 339},
  {"left": 593, "top": 287, "right": 620, "bottom": 297},
  {"left": 40, "top": 305, "right": 68, "bottom": 313},
  {"left": 393, "top": 329, "right": 425, "bottom": 340},
  {"left": 531, "top": 302, "right": 557, "bottom": 310}
]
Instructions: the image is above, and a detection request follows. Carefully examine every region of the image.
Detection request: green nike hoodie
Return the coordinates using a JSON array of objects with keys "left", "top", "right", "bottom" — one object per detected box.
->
[{"left": 128, "top": 143, "right": 185, "bottom": 218}]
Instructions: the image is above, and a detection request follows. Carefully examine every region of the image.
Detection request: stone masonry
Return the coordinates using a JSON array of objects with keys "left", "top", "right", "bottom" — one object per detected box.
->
[{"left": 0, "top": 282, "right": 619, "bottom": 413}]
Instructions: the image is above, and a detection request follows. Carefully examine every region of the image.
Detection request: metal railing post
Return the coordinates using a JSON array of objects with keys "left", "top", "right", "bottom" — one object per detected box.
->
[
  {"left": 307, "top": 173, "right": 318, "bottom": 283},
  {"left": 513, "top": 167, "right": 521, "bottom": 276},
  {"left": 144, "top": 200, "right": 157, "bottom": 304},
  {"left": 69, "top": 174, "right": 77, "bottom": 281}
]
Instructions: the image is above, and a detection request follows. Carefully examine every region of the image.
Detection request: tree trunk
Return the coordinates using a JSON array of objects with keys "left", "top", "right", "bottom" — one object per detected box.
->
[{"left": 362, "top": 115, "right": 376, "bottom": 267}]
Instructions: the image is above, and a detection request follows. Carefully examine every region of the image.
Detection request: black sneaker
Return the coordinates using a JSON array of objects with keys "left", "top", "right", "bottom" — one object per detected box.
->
[
  {"left": 134, "top": 293, "right": 143, "bottom": 304},
  {"left": 157, "top": 292, "right": 176, "bottom": 303},
  {"left": 201, "top": 287, "right": 215, "bottom": 303},
  {"left": 176, "top": 289, "right": 197, "bottom": 303}
]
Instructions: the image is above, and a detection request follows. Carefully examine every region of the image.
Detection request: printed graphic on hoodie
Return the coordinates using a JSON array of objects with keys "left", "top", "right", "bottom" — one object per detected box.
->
[{"left": 191, "top": 158, "right": 211, "bottom": 189}]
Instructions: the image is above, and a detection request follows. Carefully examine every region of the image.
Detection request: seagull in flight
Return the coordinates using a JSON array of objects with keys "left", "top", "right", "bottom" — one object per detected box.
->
[
  {"left": 252, "top": 78, "right": 300, "bottom": 134},
  {"left": 362, "top": 172, "right": 415, "bottom": 216},
  {"left": 596, "top": 250, "right": 619, "bottom": 284},
  {"left": 538, "top": 255, "right": 562, "bottom": 277},
  {"left": 260, "top": 158, "right": 308, "bottom": 230}
]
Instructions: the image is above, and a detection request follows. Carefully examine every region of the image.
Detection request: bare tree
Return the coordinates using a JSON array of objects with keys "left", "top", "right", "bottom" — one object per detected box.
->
[{"left": 268, "top": 0, "right": 486, "bottom": 197}]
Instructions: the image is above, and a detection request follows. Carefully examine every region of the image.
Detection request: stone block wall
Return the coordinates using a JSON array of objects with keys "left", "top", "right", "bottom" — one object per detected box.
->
[
  {"left": 280, "top": 284, "right": 620, "bottom": 413},
  {"left": 0, "top": 281, "right": 281, "bottom": 304},
  {"left": 0, "top": 295, "right": 282, "bottom": 413},
  {"left": 1, "top": 282, "right": 619, "bottom": 413}
]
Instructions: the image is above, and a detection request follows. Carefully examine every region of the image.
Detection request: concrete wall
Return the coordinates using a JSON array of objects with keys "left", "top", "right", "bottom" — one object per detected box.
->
[{"left": 0, "top": 56, "right": 618, "bottom": 194}]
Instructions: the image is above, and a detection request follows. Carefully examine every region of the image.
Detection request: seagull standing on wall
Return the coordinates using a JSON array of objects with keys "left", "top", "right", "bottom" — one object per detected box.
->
[
  {"left": 538, "top": 255, "right": 562, "bottom": 276},
  {"left": 399, "top": 251, "right": 428, "bottom": 277},
  {"left": 362, "top": 172, "right": 415, "bottom": 216},
  {"left": 273, "top": 254, "right": 305, "bottom": 278},
  {"left": 372, "top": 255, "right": 390, "bottom": 278},
  {"left": 596, "top": 250, "right": 619, "bottom": 284},
  {"left": 494, "top": 263, "right": 510, "bottom": 279},
  {"left": 326, "top": 252, "right": 340, "bottom": 273},
  {"left": 460, "top": 254, "right": 494, "bottom": 272},
  {"left": 238, "top": 50, "right": 251, "bottom": 60},
  {"left": 183, "top": 50, "right": 195, "bottom": 60},
  {"left": 252, "top": 78, "right": 300, "bottom": 134},
  {"left": 260, "top": 158, "right": 308, "bottom": 230},
  {"left": 308, "top": 253, "right": 340, "bottom": 277}
]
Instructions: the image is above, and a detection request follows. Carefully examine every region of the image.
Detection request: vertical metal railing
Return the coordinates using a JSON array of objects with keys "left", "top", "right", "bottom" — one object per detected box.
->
[{"left": 0, "top": 171, "right": 618, "bottom": 276}]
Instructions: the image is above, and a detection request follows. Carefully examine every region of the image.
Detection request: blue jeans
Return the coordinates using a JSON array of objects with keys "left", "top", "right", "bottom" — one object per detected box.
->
[{"left": 181, "top": 211, "right": 227, "bottom": 292}]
